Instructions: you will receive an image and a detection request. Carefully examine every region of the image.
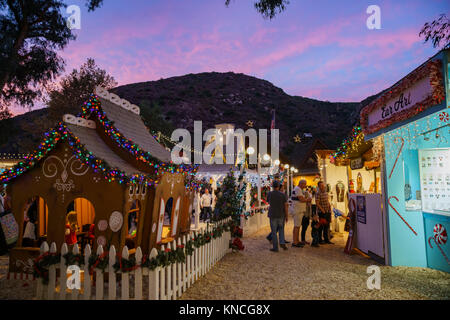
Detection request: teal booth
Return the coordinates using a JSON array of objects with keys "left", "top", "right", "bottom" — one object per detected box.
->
[{"left": 361, "top": 49, "right": 449, "bottom": 272}]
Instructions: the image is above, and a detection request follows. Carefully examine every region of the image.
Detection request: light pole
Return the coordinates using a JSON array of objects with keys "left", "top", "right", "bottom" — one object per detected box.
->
[
  {"left": 247, "top": 147, "right": 271, "bottom": 208},
  {"left": 284, "top": 164, "right": 290, "bottom": 196},
  {"left": 290, "top": 166, "right": 296, "bottom": 194}
]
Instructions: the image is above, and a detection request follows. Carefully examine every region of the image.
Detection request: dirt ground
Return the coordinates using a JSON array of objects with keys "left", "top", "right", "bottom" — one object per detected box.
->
[
  {"left": 1, "top": 221, "right": 449, "bottom": 300},
  {"left": 179, "top": 221, "right": 450, "bottom": 300}
]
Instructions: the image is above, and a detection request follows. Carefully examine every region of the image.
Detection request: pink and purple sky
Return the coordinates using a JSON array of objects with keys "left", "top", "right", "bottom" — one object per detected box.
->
[{"left": 12, "top": 0, "right": 449, "bottom": 115}]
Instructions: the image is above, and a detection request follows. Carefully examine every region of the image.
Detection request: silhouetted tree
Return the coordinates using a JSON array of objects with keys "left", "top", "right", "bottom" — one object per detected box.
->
[
  {"left": 0, "top": 0, "right": 104, "bottom": 113},
  {"left": 419, "top": 14, "right": 450, "bottom": 49},
  {"left": 46, "top": 58, "right": 116, "bottom": 120},
  {"left": 225, "top": 0, "right": 289, "bottom": 19}
]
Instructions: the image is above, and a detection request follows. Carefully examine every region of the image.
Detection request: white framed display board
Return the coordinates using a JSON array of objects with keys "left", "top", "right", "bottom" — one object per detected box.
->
[{"left": 418, "top": 148, "right": 450, "bottom": 216}]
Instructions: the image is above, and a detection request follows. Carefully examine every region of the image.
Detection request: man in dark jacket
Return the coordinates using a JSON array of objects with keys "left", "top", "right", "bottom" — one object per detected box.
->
[{"left": 267, "top": 180, "right": 289, "bottom": 252}]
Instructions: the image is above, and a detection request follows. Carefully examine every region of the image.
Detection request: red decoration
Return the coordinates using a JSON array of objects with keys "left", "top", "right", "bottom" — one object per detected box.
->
[
  {"left": 439, "top": 111, "right": 449, "bottom": 123},
  {"left": 387, "top": 196, "right": 417, "bottom": 236},
  {"left": 388, "top": 136, "right": 404, "bottom": 179},
  {"left": 433, "top": 223, "right": 447, "bottom": 245},
  {"left": 428, "top": 236, "right": 450, "bottom": 265},
  {"left": 361, "top": 59, "right": 444, "bottom": 135}
]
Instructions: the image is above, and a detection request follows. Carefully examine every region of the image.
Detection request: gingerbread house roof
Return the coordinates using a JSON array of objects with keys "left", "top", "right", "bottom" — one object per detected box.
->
[
  {"left": 98, "top": 97, "right": 171, "bottom": 163},
  {"left": 66, "top": 122, "right": 144, "bottom": 176}
]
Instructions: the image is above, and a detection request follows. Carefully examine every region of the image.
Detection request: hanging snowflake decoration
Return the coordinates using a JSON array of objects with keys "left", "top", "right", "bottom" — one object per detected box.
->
[
  {"left": 246, "top": 120, "right": 254, "bottom": 127},
  {"left": 293, "top": 134, "right": 302, "bottom": 143}
]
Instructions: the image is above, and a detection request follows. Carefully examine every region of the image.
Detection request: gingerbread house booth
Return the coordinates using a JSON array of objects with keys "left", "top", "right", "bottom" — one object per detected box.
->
[{"left": 1, "top": 87, "right": 197, "bottom": 274}]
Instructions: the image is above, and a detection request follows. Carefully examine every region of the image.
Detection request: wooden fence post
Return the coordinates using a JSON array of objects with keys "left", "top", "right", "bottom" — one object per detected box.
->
[
  {"left": 70, "top": 244, "right": 80, "bottom": 300},
  {"left": 171, "top": 240, "right": 177, "bottom": 299},
  {"left": 121, "top": 246, "right": 130, "bottom": 300},
  {"left": 47, "top": 242, "right": 57, "bottom": 300},
  {"left": 177, "top": 238, "right": 182, "bottom": 297},
  {"left": 83, "top": 244, "right": 92, "bottom": 300},
  {"left": 95, "top": 245, "right": 104, "bottom": 300},
  {"left": 135, "top": 247, "right": 143, "bottom": 300},
  {"left": 181, "top": 236, "right": 187, "bottom": 293},
  {"left": 160, "top": 245, "right": 166, "bottom": 300},
  {"left": 59, "top": 243, "right": 68, "bottom": 300},
  {"left": 36, "top": 241, "right": 48, "bottom": 299},
  {"left": 108, "top": 245, "right": 116, "bottom": 300},
  {"left": 148, "top": 248, "right": 159, "bottom": 300}
]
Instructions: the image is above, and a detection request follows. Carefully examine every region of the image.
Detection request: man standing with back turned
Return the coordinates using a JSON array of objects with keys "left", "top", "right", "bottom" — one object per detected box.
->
[
  {"left": 316, "top": 181, "right": 334, "bottom": 244},
  {"left": 267, "top": 180, "right": 289, "bottom": 252}
]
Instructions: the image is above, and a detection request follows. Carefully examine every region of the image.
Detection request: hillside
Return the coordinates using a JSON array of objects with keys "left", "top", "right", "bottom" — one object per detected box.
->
[{"left": 0, "top": 72, "right": 377, "bottom": 161}]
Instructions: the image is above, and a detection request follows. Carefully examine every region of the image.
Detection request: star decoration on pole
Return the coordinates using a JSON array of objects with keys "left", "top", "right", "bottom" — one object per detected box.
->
[
  {"left": 246, "top": 120, "right": 254, "bottom": 127},
  {"left": 293, "top": 134, "right": 302, "bottom": 143}
]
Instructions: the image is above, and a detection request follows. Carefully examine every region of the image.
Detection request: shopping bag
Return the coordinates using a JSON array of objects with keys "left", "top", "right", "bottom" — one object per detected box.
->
[{"left": 0, "top": 210, "right": 19, "bottom": 245}]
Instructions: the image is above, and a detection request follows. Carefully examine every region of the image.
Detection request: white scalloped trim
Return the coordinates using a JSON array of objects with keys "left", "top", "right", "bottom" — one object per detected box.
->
[
  {"left": 94, "top": 86, "right": 140, "bottom": 115},
  {"left": 63, "top": 114, "right": 96, "bottom": 129}
]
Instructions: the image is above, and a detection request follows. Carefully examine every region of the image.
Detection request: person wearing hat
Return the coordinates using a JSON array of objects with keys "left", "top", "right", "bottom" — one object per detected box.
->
[{"left": 267, "top": 180, "right": 289, "bottom": 252}]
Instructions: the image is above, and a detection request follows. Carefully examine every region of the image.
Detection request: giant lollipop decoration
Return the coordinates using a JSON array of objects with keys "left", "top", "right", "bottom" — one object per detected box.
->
[
  {"left": 387, "top": 196, "right": 417, "bottom": 236},
  {"left": 388, "top": 136, "right": 404, "bottom": 179},
  {"left": 428, "top": 224, "right": 449, "bottom": 265}
]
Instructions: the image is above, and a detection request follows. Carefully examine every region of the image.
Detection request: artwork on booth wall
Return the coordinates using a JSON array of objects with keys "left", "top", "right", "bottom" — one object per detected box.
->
[
  {"left": 336, "top": 181, "right": 345, "bottom": 202},
  {"left": 404, "top": 184, "right": 412, "bottom": 200},
  {"left": 357, "top": 173, "right": 363, "bottom": 193},
  {"left": 356, "top": 196, "right": 367, "bottom": 224},
  {"left": 419, "top": 148, "right": 450, "bottom": 214}
]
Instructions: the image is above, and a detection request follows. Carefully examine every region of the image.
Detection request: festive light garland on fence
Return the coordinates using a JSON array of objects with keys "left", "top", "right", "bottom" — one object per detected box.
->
[
  {"left": 32, "top": 220, "right": 237, "bottom": 283},
  {"left": 80, "top": 94, "right": 198, "bottom": 178}
]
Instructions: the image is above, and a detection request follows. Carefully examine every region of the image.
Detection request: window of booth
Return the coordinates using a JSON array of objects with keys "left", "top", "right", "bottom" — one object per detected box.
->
[
  {"left": 22, "top": 196, "right": 48, "bottom": 247},
  {"left": 65, "top": 198, "right": 96, "bottom": 247},
  {"left": 126, "top": 200, "right": 140, "bottom": 249},
  {"left": 384, "top": 110, "right": 450, "bottom": 214},
  {"left": 163, "top": 197, "right": 173, "bottom": 238}
]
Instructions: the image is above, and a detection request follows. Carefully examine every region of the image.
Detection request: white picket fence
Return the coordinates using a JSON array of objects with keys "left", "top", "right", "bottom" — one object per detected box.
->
[
  {"left": 241, "top": 205, "right": 269, "bottom": 236},
  {"left": 34, "top": 217, "right": 232, "bottom": 300}
]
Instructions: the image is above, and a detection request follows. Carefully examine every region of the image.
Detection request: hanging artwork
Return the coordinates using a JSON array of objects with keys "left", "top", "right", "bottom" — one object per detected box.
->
[
  {"left": 356, "top": 173, "right": 363, "bottom": 193},
  {"left": 336, "top": 181, "right": 345, "bottom": 202}
]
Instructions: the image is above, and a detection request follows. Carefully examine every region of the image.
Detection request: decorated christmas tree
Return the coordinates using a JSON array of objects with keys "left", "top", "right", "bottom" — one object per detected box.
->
[{"left": 213, "top": 169, "right": 246, "bottom": 251}]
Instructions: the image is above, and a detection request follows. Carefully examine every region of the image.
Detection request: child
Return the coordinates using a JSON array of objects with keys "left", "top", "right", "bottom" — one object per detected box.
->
[
  {"left": 310, "top": 215, "right": 321, "bottom": 247},
  {"left": 65, "top": 211, "right": 78, "bottom": 245}
]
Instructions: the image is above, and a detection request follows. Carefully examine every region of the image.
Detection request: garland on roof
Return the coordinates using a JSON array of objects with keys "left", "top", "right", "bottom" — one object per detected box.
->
[
  {"left": 331, "top": 126, "right": 363, "bottom": 160},
  {"left": 360, "top": 59, "right": 444, "bottom": 135},
  {"left": 0, "top": 123, "right": 166, "bottom": 186},
  {"left": 80, "top": 94, "right": 198, "bottom": 179}
]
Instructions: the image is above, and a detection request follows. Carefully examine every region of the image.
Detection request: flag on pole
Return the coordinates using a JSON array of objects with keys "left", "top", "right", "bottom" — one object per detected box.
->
[{"left": 270, "top": 109, "right": 275, "bottom": 129}]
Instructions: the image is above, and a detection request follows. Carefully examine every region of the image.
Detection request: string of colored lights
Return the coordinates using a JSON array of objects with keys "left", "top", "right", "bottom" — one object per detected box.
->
[
  {"left": 0, "top": 123, "right": 165, "bottom": 186},
  {"left": 80, "top": 94, "right": 198, "bottom": 178},
  {"left": 331, "top": 126, "right": 363, "bottom": 159}
]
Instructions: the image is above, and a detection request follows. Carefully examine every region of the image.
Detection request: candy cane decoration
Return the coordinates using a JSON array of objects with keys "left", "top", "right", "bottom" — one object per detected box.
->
[
  {"left": 388, "top": 136, "right": 404, "bottom": 179},
  {"left": 428, "top": 236, "right": 450, "bottom": 265},
  {"left": 387, "top": 196, "right": 417, "bottom": 236}
]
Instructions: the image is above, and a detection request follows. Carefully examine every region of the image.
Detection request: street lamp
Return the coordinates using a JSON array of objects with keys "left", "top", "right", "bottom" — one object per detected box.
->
[{"left": 290, "top": 167, "right": 296, "bottom": 193}]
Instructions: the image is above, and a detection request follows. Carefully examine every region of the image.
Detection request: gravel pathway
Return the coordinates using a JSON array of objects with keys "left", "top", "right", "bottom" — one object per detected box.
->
[
  {"left": 1, "top": 221, "right": 449, "bottom": 300},
  {"left": 180, "top": 221, "right": 450, "bottom": 300}
]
